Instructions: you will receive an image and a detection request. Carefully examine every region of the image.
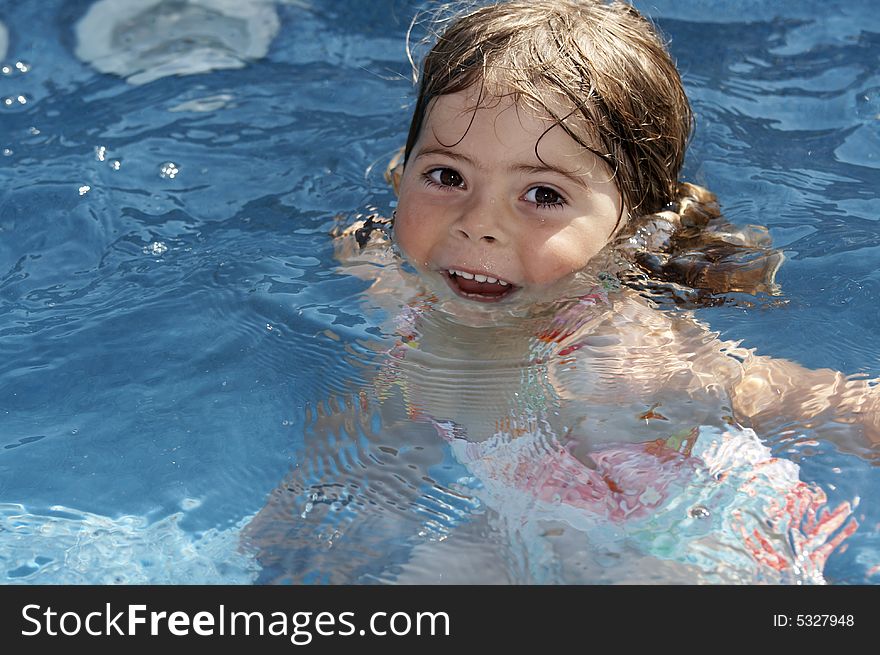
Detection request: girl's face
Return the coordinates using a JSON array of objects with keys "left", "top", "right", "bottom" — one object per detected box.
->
[{"left": 394, "top": 87, "right": 623, "bottom": 304}]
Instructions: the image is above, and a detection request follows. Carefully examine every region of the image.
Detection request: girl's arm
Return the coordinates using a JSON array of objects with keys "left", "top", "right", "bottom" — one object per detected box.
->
[
  {"left": 727, "top": 351, "right": 880, "bottom": 451},
  {"left": 330, "top": 213, "right": 421, "bottom": 324},
  {"left": 331, "top": 212, "right": 394, "bottom": 272}
]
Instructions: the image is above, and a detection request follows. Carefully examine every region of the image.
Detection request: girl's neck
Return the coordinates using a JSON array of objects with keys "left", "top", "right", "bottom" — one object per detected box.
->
[{"left": 389, "top": 275, "right": 620, "bottom": 441}]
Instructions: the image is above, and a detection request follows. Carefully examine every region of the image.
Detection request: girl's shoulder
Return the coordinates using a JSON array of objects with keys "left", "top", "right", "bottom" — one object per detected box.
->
[
  {"left": 548, "top": 287, "right": 748, "bottom": 402},
  {"left": 559, "top": 286, "right": 725, "bottom": 351}
]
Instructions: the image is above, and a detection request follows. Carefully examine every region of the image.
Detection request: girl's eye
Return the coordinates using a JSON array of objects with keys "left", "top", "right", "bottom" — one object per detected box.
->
[
  {"left": 524, "top": 186, "right": 565, "bottom": 208},
  {"left": 425, "top": 167, "right": 465, "bottom": 188}
]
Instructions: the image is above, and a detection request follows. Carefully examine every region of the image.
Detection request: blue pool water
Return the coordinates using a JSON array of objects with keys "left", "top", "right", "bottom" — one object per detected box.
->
[{"left": 0, "top": 0, "right": 878, "bottom": 583}]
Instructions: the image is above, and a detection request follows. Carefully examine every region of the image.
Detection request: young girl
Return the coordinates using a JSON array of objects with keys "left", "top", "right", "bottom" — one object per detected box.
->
[{"left": 244, "top": 0, "right": 878, "bottom": 583}]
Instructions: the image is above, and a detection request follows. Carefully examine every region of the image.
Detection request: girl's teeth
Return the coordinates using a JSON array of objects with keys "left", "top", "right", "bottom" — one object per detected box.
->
[{"left": 448, "top": 269, "right": 510, "bottom": 286}]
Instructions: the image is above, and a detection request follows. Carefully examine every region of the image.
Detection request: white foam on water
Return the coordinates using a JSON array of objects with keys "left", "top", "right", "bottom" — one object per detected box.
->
[
  {"left": 74, "top": 0, "right": 280, "bottom": 85},
  {"left": 0, "top": 503, "right": 259, "bottom": 584}
]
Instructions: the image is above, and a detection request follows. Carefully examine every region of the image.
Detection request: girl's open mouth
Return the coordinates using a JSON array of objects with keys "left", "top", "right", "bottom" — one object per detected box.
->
[{"left": 443, "top": 268, "right": 518, "bottom": 302}]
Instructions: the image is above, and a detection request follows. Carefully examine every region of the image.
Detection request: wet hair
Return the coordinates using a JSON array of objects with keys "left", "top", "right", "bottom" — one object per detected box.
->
[
  {"left": 398, "top": 0, "right": 784, "bottom": 304},
  {"left": 615, "top": 183, "right": 784, "bottom": 306}
]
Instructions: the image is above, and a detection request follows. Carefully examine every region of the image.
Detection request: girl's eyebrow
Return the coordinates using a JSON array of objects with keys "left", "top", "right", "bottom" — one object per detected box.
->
[
  {"left": 414, "top": 145, "right": 478, "bottom": 167},
  {"left": 415, "top": 145, "right": 591, "bottom": 190},
  {"left": 512, "top": 164, "right": 591, "bottom": 191}
]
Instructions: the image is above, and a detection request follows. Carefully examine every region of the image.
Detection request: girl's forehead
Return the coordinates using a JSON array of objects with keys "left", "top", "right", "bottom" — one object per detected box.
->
[
  {"left": 420, "top": 88, "right": 607, "bottom": 173},
  {"left": 427, "top": 87, "right": 557, "bottom": 134}
]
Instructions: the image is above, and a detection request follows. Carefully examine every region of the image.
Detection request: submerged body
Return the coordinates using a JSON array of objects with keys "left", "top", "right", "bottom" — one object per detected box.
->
[{"left": 243, "top": 268, "right": 860, "bottom": 583}]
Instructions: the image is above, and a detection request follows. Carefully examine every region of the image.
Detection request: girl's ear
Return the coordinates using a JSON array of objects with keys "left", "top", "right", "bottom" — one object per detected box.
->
[
  {"left": 390, "top": 163, "right": 403, "bottom": 196},
  {"left": 385, "top": 147, "right": 405, "bottom": 196}
]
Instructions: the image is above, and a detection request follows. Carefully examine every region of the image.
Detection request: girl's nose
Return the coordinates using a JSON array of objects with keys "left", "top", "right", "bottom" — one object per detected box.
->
[
  {"left": 452, "top": 195, "right": 505, "bottom": 244},
  {"left": 455, "top": 226, "right": 497, "bottom": 243}
]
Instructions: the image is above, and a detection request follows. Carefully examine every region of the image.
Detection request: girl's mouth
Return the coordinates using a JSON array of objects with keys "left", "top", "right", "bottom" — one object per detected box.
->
[{"left": 443, "top": 268, "right": 518, "bottom": 302}]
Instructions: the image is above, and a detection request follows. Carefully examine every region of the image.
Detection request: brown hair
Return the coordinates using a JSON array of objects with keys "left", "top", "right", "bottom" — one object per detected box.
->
[
  {"left": 404, "top": 0, "right": 691, "bottom": 216},
  {"left": 615, "top": 183, "right": 784, "bottom": 305},
  {"left": 397, "top": 0, "right": 783, "bottom": 302}
]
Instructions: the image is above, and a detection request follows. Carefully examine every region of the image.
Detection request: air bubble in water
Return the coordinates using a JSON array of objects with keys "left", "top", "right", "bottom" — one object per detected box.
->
[
  {"left": 109, "top": 160, "right": 121, "bottom": 170},
  {"left": 144, "top": 241, "right": 168, "bottom": 256},
  {"left": 159, "top": 161, "right": 179, "bottom": 179},
  {"left": 95, "top": 145, "right": 107, "bottom": 161},
  {"left": 856, "top": 87, "right": 880, "bottom": 121},
  {"left": 15, "top": 61, "right": 30, "bottom": 73},
  {"left": 2, "top": 94, "right": 27, "bottom": 108},
  {"left": 689, "top": 505, "right": 710, "bottom": 520},
  {"left": 2, "top": 148, "right": 12, "bottom": 157},
  {"left": 78, "top": 185, "right": 91, "bottom": 196}
]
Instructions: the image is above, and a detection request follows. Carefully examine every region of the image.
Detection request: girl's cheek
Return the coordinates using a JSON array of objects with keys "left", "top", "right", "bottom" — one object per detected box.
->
[
  {"left": 392, "top": 212, "right": 412, "bottom": 249},
  {"left": 530, "top": 234, "right": 598, "bottom": 284},
  {"left": 392, "top": 208, "right": 427, "bottom": 258}
]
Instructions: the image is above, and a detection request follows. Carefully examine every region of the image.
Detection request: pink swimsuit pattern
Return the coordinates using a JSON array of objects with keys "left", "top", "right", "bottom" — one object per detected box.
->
[{"left": 432, "top": 418, "right": 857, "bottom": 582}]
